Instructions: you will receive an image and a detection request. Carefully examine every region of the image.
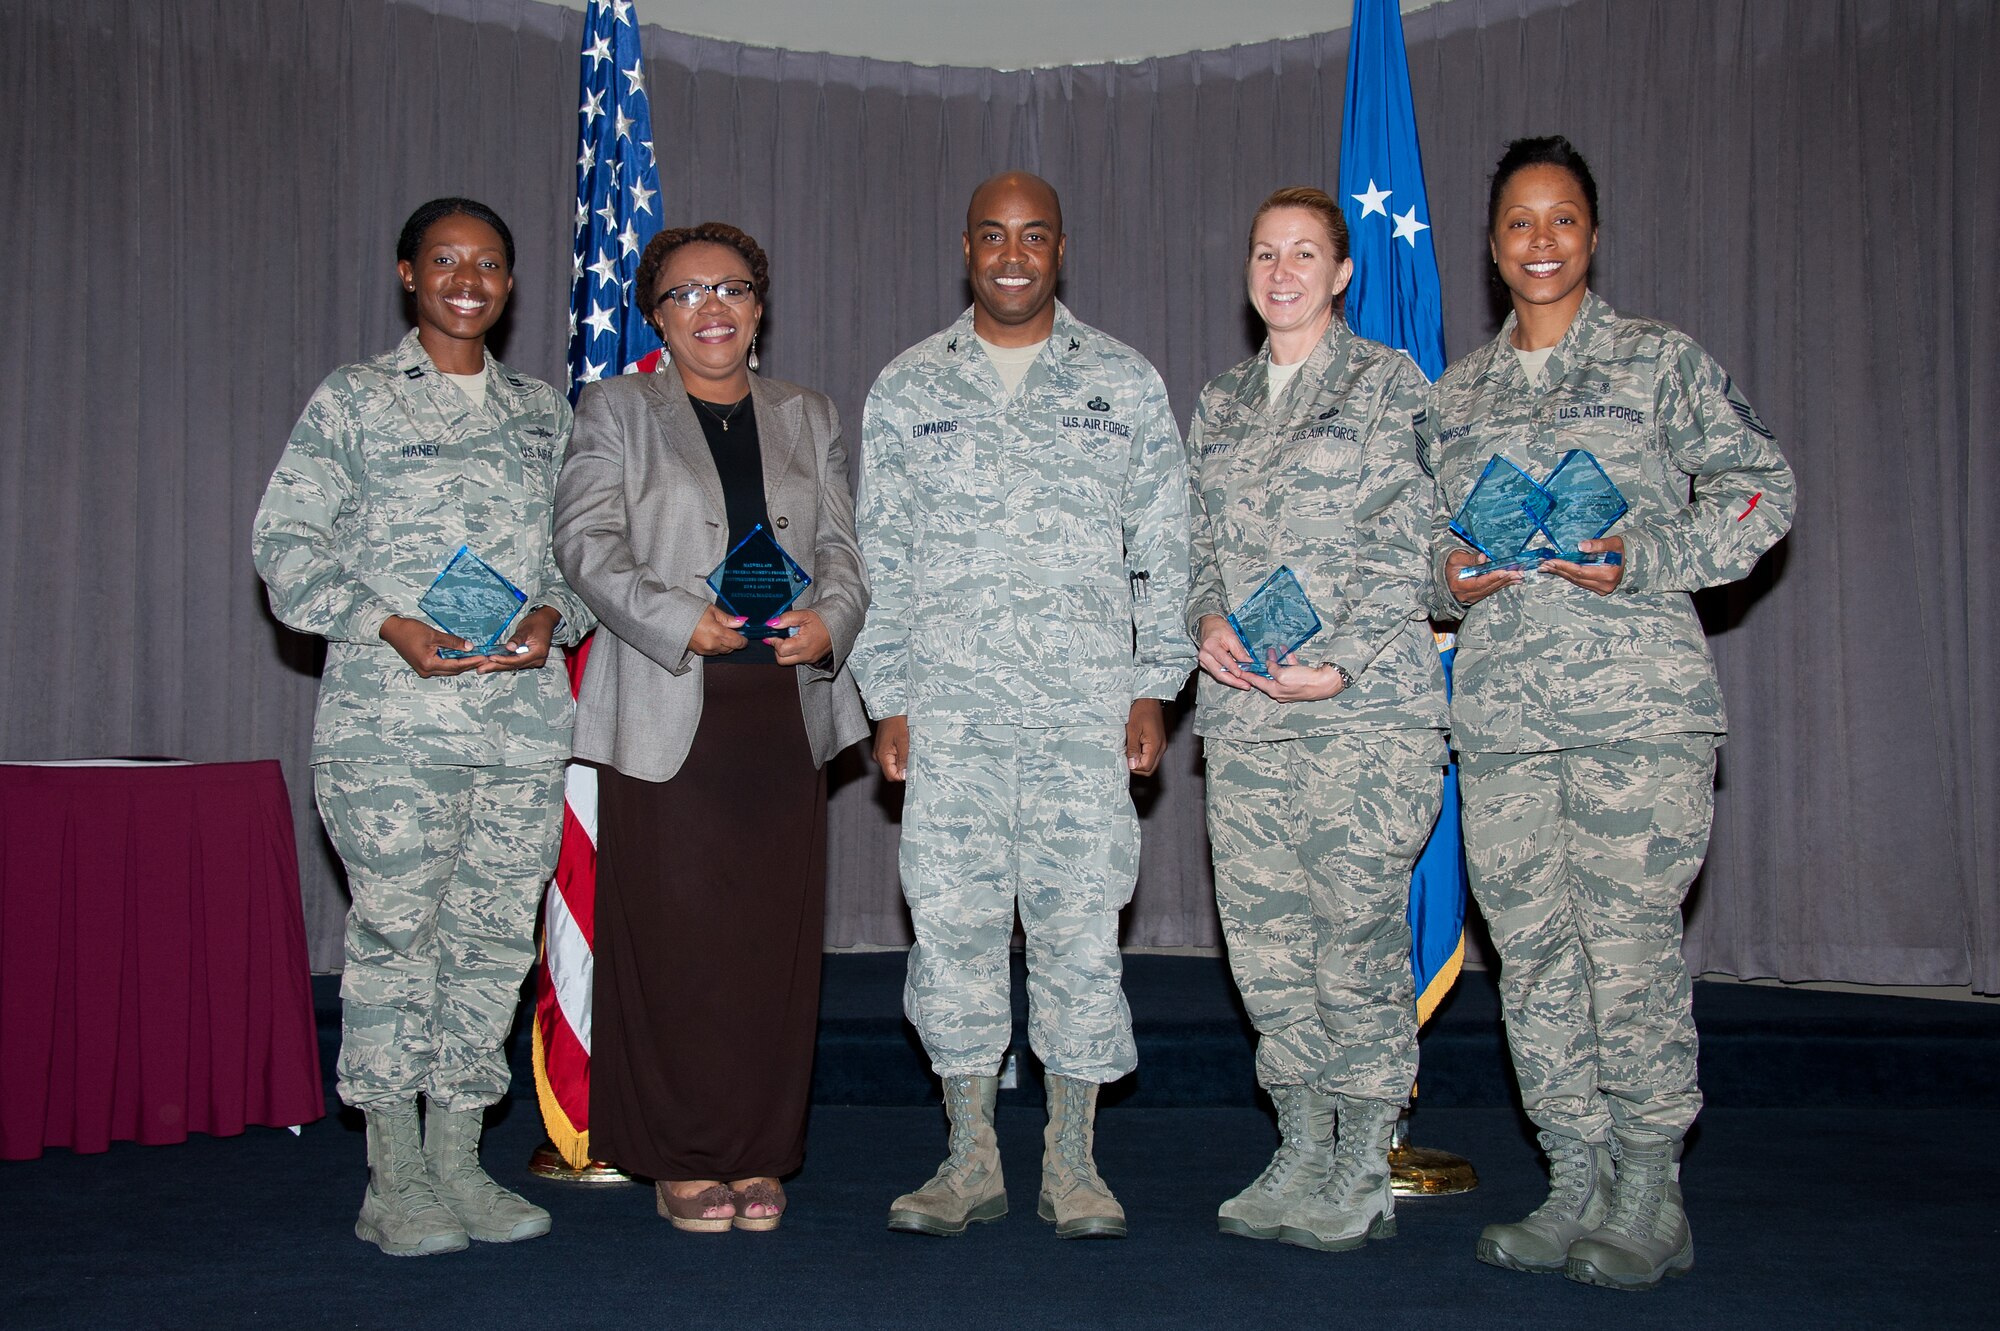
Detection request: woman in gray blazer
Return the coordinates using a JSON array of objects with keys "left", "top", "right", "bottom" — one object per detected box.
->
[{"left": 553, "top": 222, "right": 869, "bottom": 1234}]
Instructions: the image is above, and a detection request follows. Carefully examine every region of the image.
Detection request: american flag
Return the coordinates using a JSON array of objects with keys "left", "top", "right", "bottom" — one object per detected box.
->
[
  {"left": 565, "top": 0, "right": 662, "bottom": 394},
  {"left": 533, "top": 0, "right": 662, "bottom": 1173},
  {"left": 530, "top": 642, "right": 601, "bottom": 1171}
]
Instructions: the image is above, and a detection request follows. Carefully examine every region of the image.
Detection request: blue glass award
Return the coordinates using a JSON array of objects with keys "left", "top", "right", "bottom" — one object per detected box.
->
[
  {"left": 706, "top": 523, "right": 811, "bottom": 639},
  {"left": 1529, "top": 449, "right": 1628, "bottom": 565},
  {"left": 419, "top": 545, "right": 528, "bottom": 658},
  {"left": 1228, "top": 566, "right": 1323, "bottom": 678},
  {"left": 1451, "top": 455, "right": 1558, "bottom": 579}
]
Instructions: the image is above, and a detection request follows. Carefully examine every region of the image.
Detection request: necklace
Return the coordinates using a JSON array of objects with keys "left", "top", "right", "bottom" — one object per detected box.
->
[{"left": 692, "top": 394, "right": 748, "bottom": 433}]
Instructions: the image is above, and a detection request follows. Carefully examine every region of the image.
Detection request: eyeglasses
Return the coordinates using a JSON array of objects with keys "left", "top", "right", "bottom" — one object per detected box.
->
[{"left": 654, "top": 280, "right": 756, "bottom": 310}]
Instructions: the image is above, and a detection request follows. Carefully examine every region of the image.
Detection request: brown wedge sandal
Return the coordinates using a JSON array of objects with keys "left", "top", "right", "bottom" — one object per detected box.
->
[
  {"left": 656, "top": 1181, "right": 735, "bottom": 1233},
  {"left": 731, "top": 1179, "right": 786, "bottom": 1232}
]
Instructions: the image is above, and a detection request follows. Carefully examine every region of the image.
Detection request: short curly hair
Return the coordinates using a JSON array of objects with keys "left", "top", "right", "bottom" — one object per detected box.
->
[{"left": 634, "top": 222, "right": 769, "bottom": 324}]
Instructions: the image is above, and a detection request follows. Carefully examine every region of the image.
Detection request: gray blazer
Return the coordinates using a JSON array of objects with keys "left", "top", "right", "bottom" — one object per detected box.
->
[{"left": 553, "top": 363, "right": 870, "bottom": 782}]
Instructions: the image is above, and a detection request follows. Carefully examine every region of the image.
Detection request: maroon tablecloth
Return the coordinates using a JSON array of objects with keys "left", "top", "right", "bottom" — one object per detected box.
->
[{"left": 0, "top": 760, "right": 325, "bottom": 1159}]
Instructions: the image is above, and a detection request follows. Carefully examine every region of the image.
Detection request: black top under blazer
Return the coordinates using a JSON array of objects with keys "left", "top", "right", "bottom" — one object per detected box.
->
[{"left": 553, "top": 361, "right": 871, "bottom": 783}]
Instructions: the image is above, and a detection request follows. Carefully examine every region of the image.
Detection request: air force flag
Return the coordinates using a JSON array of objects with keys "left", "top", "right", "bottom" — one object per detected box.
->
[
  {"left": 1339, "top": 0, "right": 1464, "bottom": 1022},
  {"left": 1339, "top": 0, "right": 1447, "bottom": 383}
]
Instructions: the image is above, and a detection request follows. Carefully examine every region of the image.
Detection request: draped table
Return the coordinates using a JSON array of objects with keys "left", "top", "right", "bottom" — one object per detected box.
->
[{"left": 0, "top": 760, "right": 325, "bottom": 1159}]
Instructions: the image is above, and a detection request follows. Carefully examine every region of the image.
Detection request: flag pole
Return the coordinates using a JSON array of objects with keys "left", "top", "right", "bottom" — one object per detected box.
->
[
  {"left": 1388, "top": 1114, "right": 1479, "bottom": 1194},
  {"left": 528, "top": 1149, "right": 630, "bottom": 1184},
  {"left": 1390, "top": 634, "right": 1476, "bottom": 1196},
  {"left": 526, "top": 992, "right": 628, "bottom": 1184},
  {"left": 528, "top": 647, "right": 630, "bottom": 1185}
]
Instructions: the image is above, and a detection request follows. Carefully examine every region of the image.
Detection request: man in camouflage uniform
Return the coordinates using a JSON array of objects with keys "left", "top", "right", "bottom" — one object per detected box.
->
[
  {"left": 255, "top": 309, "right": 594, "bottom": 1255},
  {"left": 1188, "top": 300, "right": 1447, "bottom": 1252},
  {"left": 850, "top": 172, "right": 1193, "bottom": 1240},
  {"left": 1422, "top": 287, "right": 1793, "bottom": 1288}
]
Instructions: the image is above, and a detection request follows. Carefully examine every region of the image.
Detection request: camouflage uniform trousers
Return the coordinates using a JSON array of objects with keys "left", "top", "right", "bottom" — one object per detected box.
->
[
  {"left": 901, "top": 721, "right": 1138, "bottom": 1083},
  {"left": 1205, "top": 729, "right": 1444, "bottom": 1105},
  {"left": 315, "top": 760, "right": 564, "bottom": 1111},
  {"left": 1458, "top": 734, "right": 1717, "bottom": 1142}
]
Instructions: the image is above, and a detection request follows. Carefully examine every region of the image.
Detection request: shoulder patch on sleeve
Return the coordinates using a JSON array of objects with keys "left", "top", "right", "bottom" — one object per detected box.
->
[
  {"left": 1411, "top": 408, "right": 1436, "bottom": 478},
  {"left": 1722, "top": 375, "right": 1774, "bottom": 439}
]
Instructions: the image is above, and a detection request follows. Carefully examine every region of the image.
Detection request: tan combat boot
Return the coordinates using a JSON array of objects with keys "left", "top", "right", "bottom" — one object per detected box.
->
[
  {"left": 1565, "top": 1131, "right": 1693, "bottom": 1290},
  {"left": 1217, "top": 1084, "right": 1336, "bottom": 1240},
  {"left": 1277, "top": 1094, "right": 1399, "bottom": 1252},
  {"left": 355, "top": 1104, "right": 469, "bottom": 1257},
  {"left": 424, "top": 1106, "right": 552, "bottom": 1243},
  {"left": 1038, "top": 1075, "right": 1126, "bottom": 1239},
  {"left": 1477, "top": 1130, "right": 1615, "bottom": 1273},
  {"left": 888, "top": 1074, "right": 1007, "bottom": 1236}
]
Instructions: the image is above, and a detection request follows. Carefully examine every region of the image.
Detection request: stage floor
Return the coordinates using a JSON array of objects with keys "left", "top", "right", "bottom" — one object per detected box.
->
[
  {"left": 7, "top": 954, "right": 1997, "bottom": 1327},
  {"left": 7, "top": 1100, "right": 1996, "bottom": 1329}
]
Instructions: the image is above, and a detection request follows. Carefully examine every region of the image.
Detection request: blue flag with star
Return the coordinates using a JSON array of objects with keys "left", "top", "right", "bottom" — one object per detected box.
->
[
  {"left": 1338, "top": 0, "right": 1465, "bottom": 1024},
  {"left": 1339, "top": 0, "right": 1445, "bottom": 382},
  {"left": 567, "top": 0, "right": 662, "bottom": 399}
]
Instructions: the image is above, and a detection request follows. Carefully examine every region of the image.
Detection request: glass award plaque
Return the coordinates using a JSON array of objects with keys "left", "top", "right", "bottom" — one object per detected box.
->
[
  {"left": 1227, "top": 565, "right": 1323, "bottom": 678},
  {"left": 419, "top": 545, "right": 528, "bottom": 658},
  {"left": 705, "top": 523, "right": 812, "bottom": 639},
  {"left": 1450, "top": 455, "right": 1557, "bottom": 578},
  {"left": 1530, "top": 449, "right": 1628, "bottom": 564}
]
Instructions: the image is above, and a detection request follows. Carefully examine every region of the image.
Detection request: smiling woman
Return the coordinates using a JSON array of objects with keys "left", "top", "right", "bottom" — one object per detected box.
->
[
  {"left": 251, "top": 196, "right": 597, "bottom": 1257},
  {"left": 395, "top": 199, "right": 517, "bottom": 374},
  {"left": 1184, "top": 185, "right": 1449, "bottom": 1253},
  {"left": 552, "top": 220, "right": 870, "bottom": 1236},
  {"left": 1422, "top": 137, "right": 1797, "bottom": 1291},
  {"left": 1244, "top": 187, "right": 1354, "bottom": 364}
]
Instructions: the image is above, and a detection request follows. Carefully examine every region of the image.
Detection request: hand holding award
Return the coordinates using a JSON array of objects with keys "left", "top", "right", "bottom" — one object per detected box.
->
[
  {"left": 706, "top": 523, "right": 813, "bottom": 640},
  {"left": 402, "top": 545, "right": 533, "bottom": 671},
  {"left": 1228, "top": 566, "right": 1323, "bottom": 678},
  {"left": 1533, "top": 450, "right": 1628, "bottom": 594},
  {"left": 1210, "top": 566, "right": 1347, "bottom": 701},
  {"left": 1451, "top": 450, "right": 1627, "bottom": 593}
]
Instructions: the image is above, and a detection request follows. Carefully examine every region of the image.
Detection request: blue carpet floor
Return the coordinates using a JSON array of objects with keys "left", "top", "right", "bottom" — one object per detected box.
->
[
  {"left": 6, "top": 956, "right": 1999, "bottom": 1328},
  {"left": 9, "top": 1104, "right": 1997, "bottom": 1329}
]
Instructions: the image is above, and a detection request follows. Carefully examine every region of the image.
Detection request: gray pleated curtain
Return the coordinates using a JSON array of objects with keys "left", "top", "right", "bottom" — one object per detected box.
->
[{"left": 2, "top": 0, "right": 1993, "bottom": 989}]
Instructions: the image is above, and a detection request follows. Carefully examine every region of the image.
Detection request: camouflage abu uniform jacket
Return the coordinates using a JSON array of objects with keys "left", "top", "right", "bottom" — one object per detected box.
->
[
  {"left": 1188, "top": 319, "right": 1447, "bottom": 743},
  {"left": 850, "top": 303, "right": 1194, "bottom": 725},
  {"left": 1420, "top": 291, "right": 1794, "bottom": 754},
  {"left": 253, "top": 329, "right": 596, "bottom": 766}
]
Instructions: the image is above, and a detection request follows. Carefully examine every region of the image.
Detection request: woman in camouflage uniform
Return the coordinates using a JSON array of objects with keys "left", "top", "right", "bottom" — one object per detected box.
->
[
  {"left": 1425, "top": 138, "right": 1793, "bottom": 1291},
  {"left": 254, "top": 198, "right": 594, "bottom": 1257},
  {"left": 1189, "top": 187, "right": 1448, "bottom": 1254}
]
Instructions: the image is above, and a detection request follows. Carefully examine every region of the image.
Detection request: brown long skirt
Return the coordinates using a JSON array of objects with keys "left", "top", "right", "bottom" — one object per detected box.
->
[{"left": 589, "top": 665, "right": 826, "bottom": 1182}]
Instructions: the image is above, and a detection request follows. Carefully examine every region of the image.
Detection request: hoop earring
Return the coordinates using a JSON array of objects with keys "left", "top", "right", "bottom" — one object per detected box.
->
[{"left": 747, "top": 334, "right": 759, "bottom": 372}]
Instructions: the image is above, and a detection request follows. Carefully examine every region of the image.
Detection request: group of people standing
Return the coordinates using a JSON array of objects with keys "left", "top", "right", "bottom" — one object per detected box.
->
[{"left": 253, "top": 133, "right": 1792, "bottom": 1294}]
